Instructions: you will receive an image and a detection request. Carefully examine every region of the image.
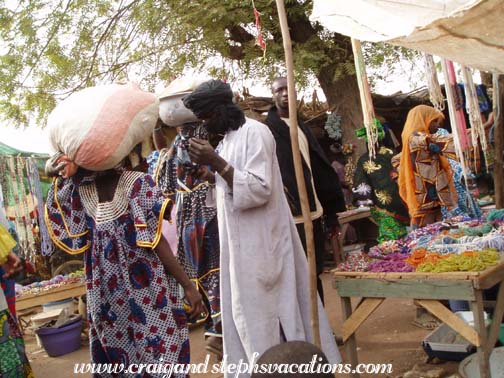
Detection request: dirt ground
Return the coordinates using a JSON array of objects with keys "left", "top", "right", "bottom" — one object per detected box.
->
[{"left": 25, "top": 273, "right": 461, "bottom": 378}]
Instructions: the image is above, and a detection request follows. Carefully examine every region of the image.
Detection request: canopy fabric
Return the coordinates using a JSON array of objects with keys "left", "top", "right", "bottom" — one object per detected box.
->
[{"left": 311, "top": 0, "right": 504, "bottom": 73}]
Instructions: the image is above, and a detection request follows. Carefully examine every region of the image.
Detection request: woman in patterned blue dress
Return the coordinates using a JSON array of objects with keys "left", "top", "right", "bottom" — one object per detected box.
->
[
  {"left": 45, "top": 164, "right": 204, "bottom": 378},
  {"left": 153, "top": 122, "right": 222, "bottom": 357}
]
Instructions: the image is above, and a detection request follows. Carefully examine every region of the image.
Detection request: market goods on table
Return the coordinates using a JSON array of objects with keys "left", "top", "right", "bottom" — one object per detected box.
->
[{"left": 336, "top": 210, "right": 504, "bottom": 273}]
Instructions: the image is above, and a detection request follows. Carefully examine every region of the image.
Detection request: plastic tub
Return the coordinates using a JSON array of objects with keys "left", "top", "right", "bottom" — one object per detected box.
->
[
  {"left": 42, "top": 297, "right": 75, "bottom": 313},
  {"left": 35, "top": 316, "right": 83, "bottom": 357},
  {"left": 31, "top": 309, "right": 63, "bottom": 328},
  {"left": 455, "top": 311, "right": 490, "bottom": 328},
  {"left": 459, "top": 347, "right": 504, "bottom": 378},
  {"left": 499, "top": 323, "right": 504, "bottom": 345},
  {"left": 422, "top": 323, "right": 475, "bottom": 361}
]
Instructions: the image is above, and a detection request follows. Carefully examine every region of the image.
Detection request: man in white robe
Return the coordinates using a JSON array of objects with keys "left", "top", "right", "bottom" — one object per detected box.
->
[{"left": 184, "top": 80, "right": 341, "bottom": 377}]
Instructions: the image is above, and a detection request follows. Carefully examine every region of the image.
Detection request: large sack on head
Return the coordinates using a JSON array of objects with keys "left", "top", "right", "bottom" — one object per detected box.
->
[{"left": 47, "top": 83, "right": 159, "bottom": 171}]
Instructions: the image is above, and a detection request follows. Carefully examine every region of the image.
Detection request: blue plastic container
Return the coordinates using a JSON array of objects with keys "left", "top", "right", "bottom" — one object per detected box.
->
[{"left": 35, "top": 316, "right": 82, "bottom": 357}]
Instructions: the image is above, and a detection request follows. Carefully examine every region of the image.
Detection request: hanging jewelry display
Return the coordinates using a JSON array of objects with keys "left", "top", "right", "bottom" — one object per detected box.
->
[
  {"left": 16, "top": 156, "right": 36, "bottom": 261},
  {"left": 6, "top": 156, "right": 28, "bottom": 258},
  {"left": 27, "top": 157, "right": 53, "bottom": 256}
]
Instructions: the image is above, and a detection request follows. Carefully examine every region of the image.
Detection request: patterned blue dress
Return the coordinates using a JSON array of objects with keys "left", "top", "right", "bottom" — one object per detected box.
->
[
  {"left": 45, "top": 171, "right": 189, "bottom": 377},
  {"left": 154, "top": 124, "right": 221, "bottom": 338}
]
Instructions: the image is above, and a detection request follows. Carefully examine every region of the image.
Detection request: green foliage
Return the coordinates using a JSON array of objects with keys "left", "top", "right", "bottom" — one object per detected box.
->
[
  {"left": 0, "top": 0, "right": 414, "bottom": 126},
  {"left": 363, "top": 42, "right": 422, "bottom": 90}
]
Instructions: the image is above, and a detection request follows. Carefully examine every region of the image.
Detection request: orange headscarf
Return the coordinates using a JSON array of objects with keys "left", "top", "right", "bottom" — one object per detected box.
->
[{"left": 398, "top": 105, "right": 454, "bottom": 217}]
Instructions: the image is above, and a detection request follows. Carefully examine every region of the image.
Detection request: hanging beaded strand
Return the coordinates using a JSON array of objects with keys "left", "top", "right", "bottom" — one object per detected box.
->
[
  {"left": 424, "top": 54, "right": 445, "bottom": 112},
  {"left": 351, "top": 38, "right": 378, "bottom": 159}
]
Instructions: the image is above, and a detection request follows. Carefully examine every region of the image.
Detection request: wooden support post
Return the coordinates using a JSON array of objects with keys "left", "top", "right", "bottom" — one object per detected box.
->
[
  {"left": 470, "top": 290, "right": 490, "bottom": 378},
  {"left": 275, "top": 0, "right": 320, "bottom": 347},
  {"left": 341, "top": 297, "right": 360, "bottom": 378},
  {"left": 342, "top": 298, "right": 384, "bottom": 343},
  {"left": 416, "top": 299, "right": 480, "bottom": 346},
  {"left": 485, "top": 282, "right": 504, "bottom": 352}
]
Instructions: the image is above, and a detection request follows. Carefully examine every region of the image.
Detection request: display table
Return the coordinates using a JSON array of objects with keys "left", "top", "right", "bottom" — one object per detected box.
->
[
  {"left": 332, "top": 261, "right": 504, "bottom": 378},
  {"left": 335, "top": 208, "right": 377, "bottom": 264},
  {"left": 16, "top": 282, "right": 86, "bottom": 311}
]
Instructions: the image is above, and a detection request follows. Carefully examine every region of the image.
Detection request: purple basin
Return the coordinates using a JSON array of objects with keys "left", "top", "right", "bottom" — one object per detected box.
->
[{"left": 35, "top": 316, "right": 83, "bottom": 357}]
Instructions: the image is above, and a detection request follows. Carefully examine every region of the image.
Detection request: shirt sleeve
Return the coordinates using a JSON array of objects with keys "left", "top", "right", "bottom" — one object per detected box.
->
[
  {"left": 231, "top": 125, "right": 274, "bottom": 210},
  {"left": 129, "top": 174, "right": 173, "bottom": 249},
  {"left": 44, "top": 176, "right": 91, "bottom": 255}
]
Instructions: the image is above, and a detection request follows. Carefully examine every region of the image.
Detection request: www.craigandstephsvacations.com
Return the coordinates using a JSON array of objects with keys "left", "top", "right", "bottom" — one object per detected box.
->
[{"left": 74, "top": 353, "right": 393, "bottom": 376}]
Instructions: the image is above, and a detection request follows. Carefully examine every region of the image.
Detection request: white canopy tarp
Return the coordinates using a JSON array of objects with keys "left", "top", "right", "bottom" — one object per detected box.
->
[{"left": 311, "top": 0, "right": 504, "bottom": 73}]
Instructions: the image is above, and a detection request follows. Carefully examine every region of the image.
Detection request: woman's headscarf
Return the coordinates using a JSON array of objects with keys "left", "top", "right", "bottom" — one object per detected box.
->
[{"left": 398, "top": 105, "right": 453, "bottom": 217}]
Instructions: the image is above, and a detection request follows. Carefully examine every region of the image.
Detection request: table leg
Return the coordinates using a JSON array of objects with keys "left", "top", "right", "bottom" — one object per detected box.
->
[
  {"left": 485, "top": 282, "right": 504, "bottom": 356},
  {"left": 338, "top": 224, "right": 349, "bottom": 263},
  {"left": 470, "top": 290, "right": 490, "bottom": 378},
  {"left": 331, "top": 235, "right": 341, "bottom": 266},
  {"left": 341, "top": 296, "right": 360, "bottom": 378}
]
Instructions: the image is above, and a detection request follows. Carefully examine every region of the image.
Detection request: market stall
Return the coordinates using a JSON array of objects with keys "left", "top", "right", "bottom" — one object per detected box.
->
[
  {"left": 15, "top": 274, "right": 86, "bottom": 312},
  {"left": 334, "top": 214, "right": 504, "bottom": 378}
]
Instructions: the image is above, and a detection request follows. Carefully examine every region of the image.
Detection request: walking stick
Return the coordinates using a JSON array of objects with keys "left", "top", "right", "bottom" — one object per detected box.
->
[{"left": 275, "top": 0, "right": 321, "bottom": 347}]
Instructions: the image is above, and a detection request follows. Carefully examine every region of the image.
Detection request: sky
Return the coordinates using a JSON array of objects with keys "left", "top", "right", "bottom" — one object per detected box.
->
[{"left": 0, "top": 124, "right": 52, "bottom": 153}]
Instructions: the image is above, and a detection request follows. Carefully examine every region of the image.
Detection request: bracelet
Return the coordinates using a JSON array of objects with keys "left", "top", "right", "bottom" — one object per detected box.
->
[
  {"left": 153, "top": 126, "right": 162, "bottom": 132},
  {"left": 218, "top": 163, "right": 231, "bottom": 176}
]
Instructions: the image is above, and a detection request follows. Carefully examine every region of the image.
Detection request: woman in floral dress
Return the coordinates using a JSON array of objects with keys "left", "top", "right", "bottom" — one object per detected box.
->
[{"left": 45, "top": 165, "right": 203, "bottom": 377}]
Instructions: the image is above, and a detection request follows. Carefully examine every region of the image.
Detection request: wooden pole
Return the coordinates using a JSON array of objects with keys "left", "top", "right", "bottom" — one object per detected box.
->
[
  {"left": 493, "top": 74, "right": 504, "bottom": 208},
  {"left": 275, "top": 0, "right": 320, "bottom": 347}
]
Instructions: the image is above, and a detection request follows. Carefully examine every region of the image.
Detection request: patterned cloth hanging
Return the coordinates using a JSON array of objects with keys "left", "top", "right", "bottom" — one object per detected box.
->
[
  {"left": 461, "top": 66, "right": 489, "bottom": 172},
  {"left": 351, "top": 38, "right": 379, "bottom": 158},
  {"left": 441, "top": 59, "right": 471, "bottom": 190},
  {"left": 424, "top": 54, "right": 445, "bottom": 112},
  {"left": 251, "top": 0, "right": 266, "bottom": 53}
]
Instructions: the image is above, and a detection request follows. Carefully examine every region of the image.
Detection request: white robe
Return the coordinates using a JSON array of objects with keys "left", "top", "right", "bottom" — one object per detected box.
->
[{"left": 215, "top": 118, "right": 341, "bottom": 377}]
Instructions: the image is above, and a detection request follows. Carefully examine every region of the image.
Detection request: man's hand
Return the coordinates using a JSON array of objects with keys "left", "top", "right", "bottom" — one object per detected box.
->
[{"left": 189, "top": 138, "right": 218, "bottom": 165}]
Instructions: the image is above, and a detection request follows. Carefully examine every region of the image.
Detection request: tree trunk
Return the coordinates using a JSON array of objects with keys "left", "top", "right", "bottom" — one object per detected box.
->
[
  {"left": 480, "top": 71, "right": 492, "bottom": 88},
  {"left": 317, "top": 70, "right": 366, "bottom": 158},
  {"left": 493, "top": 75, "right": 504, "bottom": 208}
]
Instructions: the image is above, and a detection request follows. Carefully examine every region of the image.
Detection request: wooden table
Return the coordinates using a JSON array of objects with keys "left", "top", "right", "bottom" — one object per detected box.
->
[
  {"left": 332, "top": 262, "right": 504, "bottom": 378},
  {"left": 335, "top": 207, "right": 377, "bottom": 264},
  {"left": 16, "top": 281, "right": 86, "bottom": 311}
]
